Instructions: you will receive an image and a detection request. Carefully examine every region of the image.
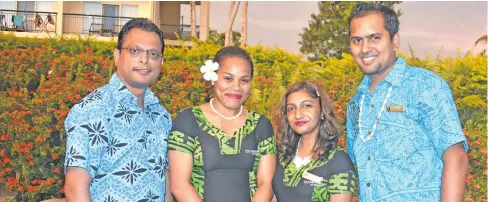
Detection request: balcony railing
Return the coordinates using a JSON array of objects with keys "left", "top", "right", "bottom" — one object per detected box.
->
[
  {"left": 0, "top": 10, "right": 200, "bottom": 41},
  {"left": 0, "top": 9, "right": 57, "bottom": 33},
  {"left": 160, "top": 23, "right": 200, "bottom": 40},
  {"left": 63, "top": 13, "right": 136, "bottom": 37}
]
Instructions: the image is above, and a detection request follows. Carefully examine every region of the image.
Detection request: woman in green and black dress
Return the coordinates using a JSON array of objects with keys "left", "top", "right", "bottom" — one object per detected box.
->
[
  {"left": 272, "top": 81, "right": 356, "bottom": 202},
  {"left": 168, "top": 46, "right": 276, "bottom": 202}
]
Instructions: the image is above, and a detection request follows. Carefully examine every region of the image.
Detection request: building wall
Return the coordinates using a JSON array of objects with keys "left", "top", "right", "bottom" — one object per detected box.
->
[
  {"left": 2, "top": 1, "right": 208, "bottom": 43},
  {"left": 61, "top": 1, "right": 151, "bottom": 35},
  {"left": 159, "top": 1, "right": 182, "bottom": 39},
  {"left": 63, "top": 1, "right": 150, "bottom": 17},
  {"left": 159, "top": 1, "right": 180, "bottom": 25}
]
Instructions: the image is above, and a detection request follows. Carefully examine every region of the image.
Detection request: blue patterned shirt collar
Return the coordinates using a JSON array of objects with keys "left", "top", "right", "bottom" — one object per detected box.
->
[
  {"left": 357, "top": 57, "right": 407, "bottom": 95},
  {"left": 108, "top": 73, "right": 160, "bottom": 106}
]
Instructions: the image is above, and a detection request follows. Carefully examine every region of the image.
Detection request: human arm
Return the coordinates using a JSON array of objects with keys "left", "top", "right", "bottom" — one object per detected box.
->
[
  {"left": 252, "top": 153, "right": 276, "bottom": 202},
  {"left": 441, "top": 143, "right": 468, "bottom": 202},
  {"left": 164, "top": 171, "right": 175, "bottom": 202},
  {"left": 167, "top": 109, "right": 203, "bottom": 202},
  {"left": 64, "top": 167, "right": 92, "bottom": 202},
  {"left": 63, "top": 102, "right": 107, "bottom": 202},
  {"left": 168, "top": 150, "right": 202, "bottom": 202},
  {"left": 418, "top": 78, "right": 468, "bottom": 201},
  {"left": 252, "top": 117, "right": 277, "bottom": 202},
  {"left": 327, "top": 150, "right": 356, "bottom": 202}
]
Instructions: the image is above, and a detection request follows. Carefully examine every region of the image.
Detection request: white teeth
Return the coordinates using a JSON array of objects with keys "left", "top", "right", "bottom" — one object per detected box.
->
[
  {"left": 136, "top": 69, "right": 150, "bottom": 73},
  {"left": 363, "top": 57, "right": 376, "bottom": 61}
]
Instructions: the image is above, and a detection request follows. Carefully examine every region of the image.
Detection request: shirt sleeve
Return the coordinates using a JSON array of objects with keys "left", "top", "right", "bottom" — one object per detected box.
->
[
  {"left": 346, "top": 102, "right": 357, "bottom": 164},
  {"left": 162, "top": 110, "right": 172, "bottom": 172},
  {"left": 168, "top": 108, "right": 198, "bottom": 155},
  {"left": 326, "top": 149, "right": 357, "bottom": 194},
  {"left": 256, "top": 116, "right": 277, "bottom": 156},
  {"left": 64, "top": 103, "right": 108, "bottom": 178},
  {"left": 419, "top": 78, "right": 468, "bottom": 157}
]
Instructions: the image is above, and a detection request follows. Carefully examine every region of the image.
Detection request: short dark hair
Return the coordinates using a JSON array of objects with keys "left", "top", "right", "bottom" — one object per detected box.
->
[
  {"left": 348, "top": 3, "right": 400, "bottom": 39},
  {"left": 213, "top": 46, "right": 254, "bottom": 78},
  {"left": 117, "top": 18, "right": 165, "bottom": 54}
]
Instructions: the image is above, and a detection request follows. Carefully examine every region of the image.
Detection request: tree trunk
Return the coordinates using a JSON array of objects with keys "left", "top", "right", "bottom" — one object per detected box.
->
[
  {"left": 190, "top": 1, "right": 197, "bottom": 38},
  {"left": 225, "top": 1, "right": 240, "bottom": 47},
  {"left": 240, "top": 1, "right": 248, "bottom": 47}
]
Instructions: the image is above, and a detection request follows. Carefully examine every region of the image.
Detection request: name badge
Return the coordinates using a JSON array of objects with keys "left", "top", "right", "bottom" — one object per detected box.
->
[
  {"left": 302, "top": 171, "right": 323, "bottom": 184},
  {"left": 386, "top": 105, "right": 404, "bottom": 112}
]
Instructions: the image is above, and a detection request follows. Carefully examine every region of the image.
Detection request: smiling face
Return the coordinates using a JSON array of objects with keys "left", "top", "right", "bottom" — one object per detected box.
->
[
  {"left": 114, "top": 28, "right": 163, "bottom": 91},
  {"left": 213, "top": 56, "right": 252, "bottom": 110},
  {"left": 286, "top": 89, "right": 322, "bottom": 137},
  {"left": 349, "top": 12, "right": 400, "bottom": 80}
]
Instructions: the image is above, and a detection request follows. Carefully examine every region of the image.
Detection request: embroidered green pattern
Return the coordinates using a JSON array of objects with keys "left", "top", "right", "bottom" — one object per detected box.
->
[
  {"left": 280, "top": 149, "right": 337, "bottom": 187},
  {"left": 192, "top": 107, "right": 260, "bottom": 155},
  {"left": 259, "top": 136, "right": 277, "bottom": 155},
  {"left": 168, "top": 131, "right": 196, "bottom": 154},
  {"left": 327, "top": 171, "right": 356, "bottom": 194},
  {"left": 310, "top": 171, "right": 356, "bottom": 201}
]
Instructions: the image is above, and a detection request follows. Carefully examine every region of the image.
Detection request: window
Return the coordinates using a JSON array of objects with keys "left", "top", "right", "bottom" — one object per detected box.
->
[
  {"left": 0, "top": 1, "right": 15, "bottom": 10},
  {"left": 83, "top": 2, "right": 101, "bottom": 34},
  {"left": 120, "top": 5, "right": 138, "bottom": 31},
  {"left": 36, "top": 1, "right": 54, "bottom": 12},
  {"left": 17, "top": 1, "right": 35, "bottom": 11},
  {"left": 102, "top": 4, "right": 119, "bottom": 35}
]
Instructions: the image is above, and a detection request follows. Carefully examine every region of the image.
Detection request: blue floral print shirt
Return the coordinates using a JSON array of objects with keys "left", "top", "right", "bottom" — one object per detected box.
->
[{"left": 64, "top": 73, "right": 171, "bottom": 202}]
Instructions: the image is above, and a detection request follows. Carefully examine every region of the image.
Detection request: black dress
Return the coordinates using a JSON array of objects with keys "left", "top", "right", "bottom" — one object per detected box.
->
[
  {"left": 168, "top": 107, "right": 276, "bottom": 202},
  {"left": 272, "top": 147, "right": 356, "bottom": 202}
]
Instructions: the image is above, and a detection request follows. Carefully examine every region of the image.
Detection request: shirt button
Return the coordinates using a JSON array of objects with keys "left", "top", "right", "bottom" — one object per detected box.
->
[
  {"left": 367, "top": 183, "right": 371, "bottom": 187},
  {"left": 371, "top": 104, "right": 375, "bottom": 108},
  {"left": 368, "top": 131, "right": 372, "bottom": 135},
  {"left": 368, "top": 156, "right": 371, "bottom": 160}
]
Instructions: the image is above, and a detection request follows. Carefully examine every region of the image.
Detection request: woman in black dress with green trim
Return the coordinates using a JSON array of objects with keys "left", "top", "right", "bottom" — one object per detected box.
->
[
  {"left": 168, "top": 46, "right": 276, "bottom": 202},
  {"left": 272, "top": 81, "right": 356, "bottom": 202}
]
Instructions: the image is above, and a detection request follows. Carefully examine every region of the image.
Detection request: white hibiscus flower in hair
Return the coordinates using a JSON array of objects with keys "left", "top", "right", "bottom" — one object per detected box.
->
[{"left": 200, "top": 60, "right": 219, "bottom": 82}]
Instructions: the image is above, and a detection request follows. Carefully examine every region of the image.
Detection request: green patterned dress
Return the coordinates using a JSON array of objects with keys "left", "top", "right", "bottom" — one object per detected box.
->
[
  {"left": 168, "top": 107, "right": 276, "bottom": 202},
  {"left": 272, "top": 147, "right": 356, "bottom": 202}
]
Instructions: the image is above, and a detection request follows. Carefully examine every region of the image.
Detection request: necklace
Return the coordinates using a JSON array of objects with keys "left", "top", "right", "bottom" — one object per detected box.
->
[
  {"left": 293, "top": 138, "right": 312, "bottom": 168},
  {"left": 209, "top": 98, "right": 243, "bottom": 120},
  {"left": 358, "top": 86, "right": 392, "bottom": 142}
]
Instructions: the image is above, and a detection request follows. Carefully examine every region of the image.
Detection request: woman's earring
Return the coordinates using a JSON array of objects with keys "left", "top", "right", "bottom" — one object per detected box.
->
[
  {"left": 321, "top": 115, "right": 325, "bottom": 120},
  {"left": 211, "top": 81, "right": 215, "bottom": 85}
]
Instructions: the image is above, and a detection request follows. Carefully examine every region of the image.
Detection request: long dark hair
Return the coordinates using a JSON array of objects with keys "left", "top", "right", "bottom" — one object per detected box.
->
[{"left": 274, "top": 81, "right": 342, "bottom": 164}]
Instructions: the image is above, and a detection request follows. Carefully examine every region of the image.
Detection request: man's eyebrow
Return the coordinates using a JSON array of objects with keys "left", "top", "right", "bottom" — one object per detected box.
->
[{"left": 350, "top": 32, "right": 382, "bottom": 39}]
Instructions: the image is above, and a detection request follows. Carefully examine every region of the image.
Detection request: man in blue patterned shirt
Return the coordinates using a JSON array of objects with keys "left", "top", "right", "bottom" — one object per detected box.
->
[
  {"left": 64, "top": 18, "right": 173, "bottom": 202},
  {"left": 346, "top": 3, "right": 469, "bottom": 202}
]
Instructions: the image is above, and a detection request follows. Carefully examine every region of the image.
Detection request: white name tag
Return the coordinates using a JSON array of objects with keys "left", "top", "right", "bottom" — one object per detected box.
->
[{"left": 302, "top": 171, "right": 323, "bottom": 184}]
